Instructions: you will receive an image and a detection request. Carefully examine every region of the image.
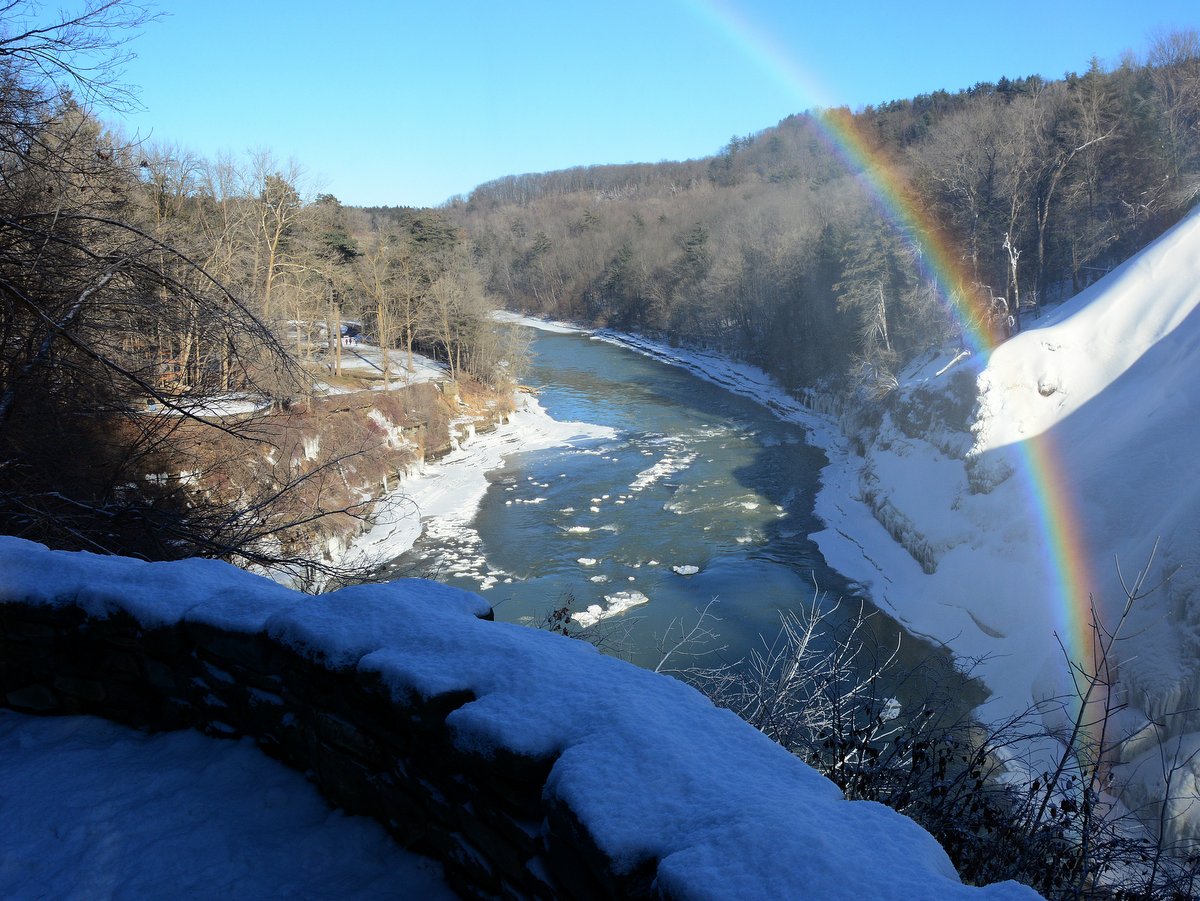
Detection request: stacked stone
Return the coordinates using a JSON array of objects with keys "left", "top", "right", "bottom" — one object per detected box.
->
[{"left": 0, "top": 601, "right": 652, "bottom": 900}]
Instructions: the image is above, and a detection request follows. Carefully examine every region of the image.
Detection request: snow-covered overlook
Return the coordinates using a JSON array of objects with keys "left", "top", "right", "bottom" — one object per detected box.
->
[{"left": 0, "top": 537, "right": 1036, "bottom": 899}]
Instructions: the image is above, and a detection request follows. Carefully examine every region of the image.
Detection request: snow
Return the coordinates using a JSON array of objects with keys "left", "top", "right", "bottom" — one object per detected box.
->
[
  {"left": 334, "top": 344, "right": 448, "bottom": 386},
  {"left": 629, "top": 448, "right": 699, "bottom": 491},
  {"left": 155, "top": 343, "right": 448, "bottom": 424},
  {"left": 0, "top": 540, "right": 301, "bottom": 632},
  {"left": 368, "top": 408, "right": 410, "bottom": 449},
  {"left": 807, "top": 208, "right": 1200, "bottom": 742},
  {"left": 334, "top": 393, "right": 615, "bottom": 581},
  {"left": 523, "top": 210, "right": 1200, "bottom": 845},
  {"left": 559, "top": 213, "right": 1172, "bottom": 705},
  {"left": 0, "top": 711, "right": 454, "bottom": 900},
  {"left": 491, "top": 309, "right": 587, "bottom": 334},
  {"left": 156, "top": 393, "right": 270, "bottom": 417},
  {"left": 0, "top": 537, "right": 1036, "bottom": 898},
  {"left": 20, "top": 211, "right": 1200, "bottom": 890},
  {"left": 572, "top": 589, "right": 650, "bottom": 627}
]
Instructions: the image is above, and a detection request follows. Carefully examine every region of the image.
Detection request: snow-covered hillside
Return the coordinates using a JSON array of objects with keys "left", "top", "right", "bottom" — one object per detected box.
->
[
  {"left": 492, "top": 216, "right": 1200, "bottom": 848},
  {"left": 811, "top": 207, "right": 1200, "bottom": 847}
]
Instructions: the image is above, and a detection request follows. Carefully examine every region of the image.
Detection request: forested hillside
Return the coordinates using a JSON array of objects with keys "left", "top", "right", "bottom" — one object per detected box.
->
[
  {"left": 0, "top": 2, "right": 511, "bottom": 573},
  {"left": 457, "top": 35, "right": 1200, "bottom": 394},
  {"left": 3, "top": 0, "right": 1198, "bottom": 580}
]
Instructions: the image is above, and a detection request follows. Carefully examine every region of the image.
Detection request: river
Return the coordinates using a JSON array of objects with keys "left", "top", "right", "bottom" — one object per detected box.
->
[{"left": 387, "top": 328, "right": 980, "bottom": 705}]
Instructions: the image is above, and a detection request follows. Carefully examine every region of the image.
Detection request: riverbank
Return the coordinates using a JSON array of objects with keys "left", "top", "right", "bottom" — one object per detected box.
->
[
  {"left": 388, "top": 323, "right": 978, "bottom": 708},
  {"left": 491, "top": 313, "right": 1036, "bottom": 721},
  {"left": 494, "top": 202, "right": 1200, "bottom": 852},
  {"left": 334, "top": 392, "right": 615, "bottom": 589}
]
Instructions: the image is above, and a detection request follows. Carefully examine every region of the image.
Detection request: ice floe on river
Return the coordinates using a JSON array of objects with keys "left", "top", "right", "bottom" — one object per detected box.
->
[{"left": 573, "top": 589, "right": 652, "bottom": 628}]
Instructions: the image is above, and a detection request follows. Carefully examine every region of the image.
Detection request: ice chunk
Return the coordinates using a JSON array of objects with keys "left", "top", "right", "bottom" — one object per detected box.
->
[{"left": 572, "top": 590, "right": 650, "bottom": 627}]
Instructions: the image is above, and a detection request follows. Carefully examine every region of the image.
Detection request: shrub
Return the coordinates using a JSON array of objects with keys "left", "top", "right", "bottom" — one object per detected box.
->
[{"left": 656, "top": 569, "right": 1200, "bottom": 899}]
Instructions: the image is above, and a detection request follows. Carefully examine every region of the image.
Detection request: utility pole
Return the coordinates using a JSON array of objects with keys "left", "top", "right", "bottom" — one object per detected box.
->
[{"left": 328, "top": 279, "right": 343, "bottom": 378}]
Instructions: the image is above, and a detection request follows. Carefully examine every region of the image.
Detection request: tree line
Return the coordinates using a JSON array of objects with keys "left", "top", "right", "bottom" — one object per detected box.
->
[
  {"left": 0, "top": 1, "right": 508, "bottom": 571},
  {"left": 456, "top": 32, "right": 1200, "bottom": 395},
  {"left": 132, "top": 156, "right": 509, "bottom": 390}
]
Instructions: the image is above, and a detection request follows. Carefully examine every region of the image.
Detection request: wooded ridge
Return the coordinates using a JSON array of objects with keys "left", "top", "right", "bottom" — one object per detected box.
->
[{"left": 454, "top": 38, "right": 1200, "bottom": 395}]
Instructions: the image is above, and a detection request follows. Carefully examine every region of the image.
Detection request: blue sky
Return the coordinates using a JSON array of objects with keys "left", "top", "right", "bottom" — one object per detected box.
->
[{"left": 111, "top": 0, "right": 1198, "bottom": 208}]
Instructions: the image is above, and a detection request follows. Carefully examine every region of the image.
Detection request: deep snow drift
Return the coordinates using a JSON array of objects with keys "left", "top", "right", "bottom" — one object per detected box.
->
[
  {"left": 814, "top": 208, "right": 1200, "bottom": 845},
  {"left": 0, "top": 711, "right": 454, "bottom": 899},
  {"left": 845, "top": 207, "right": 1200, "bottom": 700}
]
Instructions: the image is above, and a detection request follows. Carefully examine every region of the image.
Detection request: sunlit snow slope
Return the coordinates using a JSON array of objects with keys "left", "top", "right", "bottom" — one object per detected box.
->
[
  {"left": 975, "top": 207, "right": 1200, "bottom": 721},
  {"left": 813, "top": 207, "right": 1200, "bottom": 845}
]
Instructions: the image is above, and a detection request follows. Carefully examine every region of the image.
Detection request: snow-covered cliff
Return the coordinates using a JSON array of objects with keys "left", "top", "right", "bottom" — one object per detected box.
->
[{"left": 811, "top": 207, "right": 1200, "bottom": 849}]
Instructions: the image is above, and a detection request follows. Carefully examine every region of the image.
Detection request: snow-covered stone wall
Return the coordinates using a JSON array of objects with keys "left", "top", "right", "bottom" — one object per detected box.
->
[{"left": 0, "top": 538, "right": 1036, "bottom": 899}]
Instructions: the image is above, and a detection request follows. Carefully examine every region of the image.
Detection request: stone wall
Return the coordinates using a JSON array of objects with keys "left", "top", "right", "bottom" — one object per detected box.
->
[
  {"left": 0, "top": 600, "right": 613, "bottom": 899},
  {"left": 0, "top": 538, "right": 1035, "bottom": 900}
]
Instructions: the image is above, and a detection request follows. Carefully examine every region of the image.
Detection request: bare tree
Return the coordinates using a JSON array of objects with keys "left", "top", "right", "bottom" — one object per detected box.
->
[
  {"left": 422, "top": 247, "right": 494, "bottom": 381},
  {"left": 0, "top": 0, "right": 153, "bottom": 111},
  {"left": 356, "top": 236, "right": 409, "bottom": 386},
  {"left": 0, "top": 2, "right": 404, "bottom": 581},
  {"left": 1147, "top": 29, "right": 1200, "bottom": 190},
  {"left": 248, "top": 151, "right": 305, "bottom": 322}
]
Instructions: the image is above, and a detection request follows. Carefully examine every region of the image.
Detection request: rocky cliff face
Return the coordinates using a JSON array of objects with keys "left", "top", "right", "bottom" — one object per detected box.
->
[{"left": 141, "top": 380, "right": 511, "bottom": 587}]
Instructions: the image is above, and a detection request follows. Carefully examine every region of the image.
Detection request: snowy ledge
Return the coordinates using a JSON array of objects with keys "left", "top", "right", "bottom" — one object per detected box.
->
[{"left": 0, "top": 538, "right": 1035, "bottom": 900}]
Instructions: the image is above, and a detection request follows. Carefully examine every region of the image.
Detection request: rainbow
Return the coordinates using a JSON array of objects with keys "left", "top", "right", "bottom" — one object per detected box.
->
[{"left": 682, "top": 0, "right": 1100, "bottom": 720}]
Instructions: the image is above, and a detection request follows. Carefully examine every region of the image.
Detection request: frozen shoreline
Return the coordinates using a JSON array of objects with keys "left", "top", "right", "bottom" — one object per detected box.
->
[
  {"left": 578, "top": 328, "right": 1097, "bottom": 732},
  {"left": 497, "top": 317, "right": 894, "bottom": 602},
  {"left": 583, "top": 332, "right": 909, "bottom": 603},
  {"left": 336, "top": 391, "right": 615, "bottom": 581},
  {"left": 290, "top": 313, "right": 1041, "bottom": 722},
  {"left": 492, "top": 210, "right": 1200, "bottom": 796},
  {"left": 411, "top": 312, "right": 1153, "bottom": 742},
  {"left": 495, "top": 316, "right": 1033, "bottom": 715}
]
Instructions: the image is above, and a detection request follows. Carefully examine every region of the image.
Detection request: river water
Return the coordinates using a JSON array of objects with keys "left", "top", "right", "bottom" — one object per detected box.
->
[{"left": 389, "top": 329, "right": 978, "bottom": 703}]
